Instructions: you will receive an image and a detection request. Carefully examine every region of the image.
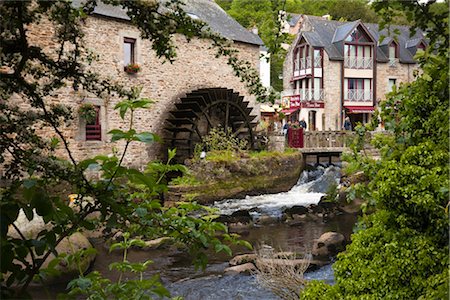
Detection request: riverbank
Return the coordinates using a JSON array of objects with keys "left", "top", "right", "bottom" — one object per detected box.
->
[{"left": 166, "top": 150, "right": 303, "bottom": 205}]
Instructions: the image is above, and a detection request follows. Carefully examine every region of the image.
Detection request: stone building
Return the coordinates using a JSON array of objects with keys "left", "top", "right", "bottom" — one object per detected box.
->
[
  {"left": 19, "top": 0, "right": 263, "bottom": 167},
  {"left": 282, "top": 15, "right": 425, "bottom": 131}
]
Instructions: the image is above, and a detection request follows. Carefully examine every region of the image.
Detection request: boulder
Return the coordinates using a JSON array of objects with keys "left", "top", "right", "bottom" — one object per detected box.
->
[
  {"left": 224, "top": 262, "right": 256, "bottom": 275},
  {"left": 312, "top": 232, "right": 346, "bottom": 260},
  {"left": 229, "top": 210, "right": 252, "bottom": 224},
  {"left": 229, "top": 253, "right": 257, "bottom": 266},
  {"left": 283, "top": 205, "right": 308, "bottom": 217},
  {"left": 8, "top": 210, "right": 96, "bottom": 284}
]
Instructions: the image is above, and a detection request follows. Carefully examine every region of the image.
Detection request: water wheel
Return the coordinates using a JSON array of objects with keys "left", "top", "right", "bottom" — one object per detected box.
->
[{"left": 165, "top": 87, "right": 258, "bottom": 162}]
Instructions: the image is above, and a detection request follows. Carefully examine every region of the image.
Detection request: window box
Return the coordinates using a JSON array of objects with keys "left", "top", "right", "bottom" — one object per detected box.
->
[{"left": 124, "top": 63, "right": 141, "bottom": 74}]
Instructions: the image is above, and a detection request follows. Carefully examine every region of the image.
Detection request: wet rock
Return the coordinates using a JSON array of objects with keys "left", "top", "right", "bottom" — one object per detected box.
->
[
  {"left": 341, "top": 171, "right": 368, "bottom": 187},
  {"left": 229, "top": 254, "right": 257, "bottom": 266},
  {"left": 283, "top": 205, "right": 308, "bottom": 218},
  {"left": 224, "top": 262, "right": 256, "bottom": 275},
  {"left": 312, "top": 232, "right": 346, "bottom": 260},
  {"left": 229, "top": 210, "right": 252, "bottom": 224},
  {"left": 317, "top": 196, "right": 337, "bottom": 212}
]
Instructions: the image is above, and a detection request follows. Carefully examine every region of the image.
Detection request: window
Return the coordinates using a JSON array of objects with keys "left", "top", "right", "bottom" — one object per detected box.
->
[
  {"left": 345, "top": 78, "right": 372, "bottom": 101},
  {"left": 345, "top": 27, "right": 370, "bottom": 43},
  {"left": 313, "top": 49, "right": 322, "bottom": 68},
  {"left": 417, "top": 41, "right": 426, "bottom": 51},
  {"left": 388, "top": 42, "right": 398, "bottom": 67},
  {"left": 123, "top": 37, "right": 136, "bottom": 66},
  {"left": 388, "top": 79, "right": 397, "bottom": 92},
  {"left": 86, "top": 106, "right": 101, "bottom": 141}
]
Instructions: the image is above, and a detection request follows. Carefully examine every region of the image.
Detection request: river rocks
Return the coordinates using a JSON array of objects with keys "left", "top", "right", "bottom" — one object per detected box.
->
[
  {"left": 283, "top": 205, "right": 308, "bottom": 217},
  {"left": 312, "top": 232, "right": 346, "bottom": 260},
  {"left": 224, "top": 262, "right": 256, "bottom": 275},
  {"left": 229, "top": 254, "right": 257, "bottom": 266}
]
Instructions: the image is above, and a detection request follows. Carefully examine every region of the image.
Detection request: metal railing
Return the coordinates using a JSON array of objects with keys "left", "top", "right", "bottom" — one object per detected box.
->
[
  {"left": 388, "top": 58, "right": 398, "bottom": 67},
  {"left": 299, "top": 57, "right": 312, "bottom": 70},
  {"left": 313, "top": 56, "right": 322, "bottom": 68},
  {"left": 300, "top": 89, "right": 324, "bottom": 101},
  {"left": 344, "top": 56, "right": 373, "bottom": 69},
  {"left": 345, "top": 89, "right": 372, "bottom": 101}
]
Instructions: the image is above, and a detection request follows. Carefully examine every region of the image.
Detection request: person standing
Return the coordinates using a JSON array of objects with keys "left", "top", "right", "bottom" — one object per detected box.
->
[
  {"left": 282, "top": 121, "right": 290, "bottom": 135},
  {"left": 299, "top": 118, "right": 307, "bottom": 130},
  {"left": 343, "top": 116, "right": 352, "bottom": 131}
]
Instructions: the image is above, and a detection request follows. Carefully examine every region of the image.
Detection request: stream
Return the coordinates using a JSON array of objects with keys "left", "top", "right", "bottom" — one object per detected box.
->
[{"left": 30, "top": 165, "right": 358, "bottom": 299}]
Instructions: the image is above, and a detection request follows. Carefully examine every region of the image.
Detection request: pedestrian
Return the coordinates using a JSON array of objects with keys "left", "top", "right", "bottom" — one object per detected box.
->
[
  {"left": 299, "top": 118, "right": 307, "bottom": 129},
  {"left": 343, "top": 116, "right": 352, "bottom": 131},
  {"left": 282, "top": 121, "right": 289, "bottom": 135}
]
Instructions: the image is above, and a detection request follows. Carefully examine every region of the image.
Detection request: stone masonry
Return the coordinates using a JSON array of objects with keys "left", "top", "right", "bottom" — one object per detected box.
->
[{"left": 19, "top": 14, "right": 261, "bottom": 168}]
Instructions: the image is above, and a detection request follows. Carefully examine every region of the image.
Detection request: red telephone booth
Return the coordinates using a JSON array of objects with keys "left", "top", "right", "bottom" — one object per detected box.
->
[{"left": 288, "top": 127, "right": 304, "bottom": 148}]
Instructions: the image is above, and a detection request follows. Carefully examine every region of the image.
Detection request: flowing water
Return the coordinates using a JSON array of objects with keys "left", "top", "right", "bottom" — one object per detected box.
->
[{"left": 32, "top": 165, "right": 358, "bottom": 299}]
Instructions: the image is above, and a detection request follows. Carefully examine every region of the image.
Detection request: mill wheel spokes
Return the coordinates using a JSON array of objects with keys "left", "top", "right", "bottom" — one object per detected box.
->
[{"left": 165, "top": 88, "right": 257, "bottom": 162}]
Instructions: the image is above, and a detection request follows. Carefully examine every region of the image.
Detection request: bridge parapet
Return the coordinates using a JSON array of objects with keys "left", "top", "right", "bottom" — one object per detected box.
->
[{"left": 303, "top": 131, "right": 356, "bottom": 149}]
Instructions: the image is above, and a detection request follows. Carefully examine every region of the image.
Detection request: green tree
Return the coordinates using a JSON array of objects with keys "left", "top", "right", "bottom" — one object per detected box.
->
[
  {"left": 0, "top": 0, "right": 257, "bottom": 298},
  {"left": 301, "top": 1, "right": 449, "bottom": 299},
  {"left": 329, "top": 0, "right": 379, "bottom": 22}
]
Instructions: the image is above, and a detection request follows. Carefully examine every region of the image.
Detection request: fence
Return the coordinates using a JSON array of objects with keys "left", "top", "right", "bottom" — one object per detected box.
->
[{"left": 303, "top": 131, "right": 355, "bottom": 148}]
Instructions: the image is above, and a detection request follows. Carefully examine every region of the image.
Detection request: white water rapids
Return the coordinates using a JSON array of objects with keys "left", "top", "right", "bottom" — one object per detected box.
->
[{"left": 213, "top": 165, "right": 341, "bottom": 218}]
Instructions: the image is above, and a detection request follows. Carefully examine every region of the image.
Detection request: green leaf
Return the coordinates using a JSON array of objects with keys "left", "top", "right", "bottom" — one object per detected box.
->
[
  {"left": 134, "top": 132, "right": 157, "bottom": 144},
  {"left": 31, "top": 190, "right": 53, "bottom": 217}
]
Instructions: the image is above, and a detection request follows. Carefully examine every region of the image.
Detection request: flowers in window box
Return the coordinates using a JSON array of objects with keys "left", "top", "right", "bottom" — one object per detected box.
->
[
  {"left": 78, "top": 103, "right": 97, "bottom": 124},
  {"left": 124, "top": 63, "right": 140, "bottom": 74}
]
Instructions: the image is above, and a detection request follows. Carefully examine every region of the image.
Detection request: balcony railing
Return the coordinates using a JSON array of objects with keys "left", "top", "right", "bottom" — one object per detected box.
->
[
  {"left": 345, "top": 89, "right": 372, "bottom": 101},
  {"left": 388, "top": 58, "right": 398, "bottom": 67},
  {"left": 344, "top": 56, "right": 373, "bottom": 69},
  {"left": 299, "top": 57, "right": 312, "bottom": 70},
  {"left": 313, "top": 56, "right": 322, "bottom": 68},
  {"left": 300, "top": 89, "right": 324, "bottom": 101}
]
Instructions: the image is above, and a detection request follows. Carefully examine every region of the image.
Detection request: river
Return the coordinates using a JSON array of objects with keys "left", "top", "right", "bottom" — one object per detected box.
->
[{"left": 30, "top": 165, "right": 358, "bottom": 299}]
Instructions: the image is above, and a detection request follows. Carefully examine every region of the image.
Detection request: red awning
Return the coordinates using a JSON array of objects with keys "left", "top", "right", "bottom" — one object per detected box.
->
[
  {"left": 281, "top": 108, "right": 300, "bottom": 115},
  {"left": 345, "top": 106, "right": 375, "bottom": 113}
]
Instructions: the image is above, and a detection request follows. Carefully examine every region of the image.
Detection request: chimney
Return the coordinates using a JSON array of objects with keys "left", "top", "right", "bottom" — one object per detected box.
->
[
  {"left": 251, "top": 26, "right": 258, "bottom": 35},
  {"left": 322, "top": 14, "right": 331, "bottom": 20}
]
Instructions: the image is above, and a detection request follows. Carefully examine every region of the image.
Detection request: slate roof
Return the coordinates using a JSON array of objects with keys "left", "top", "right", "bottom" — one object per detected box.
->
[
  {"left": 287, "top": 13, "right": 301, "bottom": 27},
  {"left": 295, "top": 15, "right": 425, "bottom": 64},
  {"left": 72, "top": 0, "right": 263, "bottom": 46}
]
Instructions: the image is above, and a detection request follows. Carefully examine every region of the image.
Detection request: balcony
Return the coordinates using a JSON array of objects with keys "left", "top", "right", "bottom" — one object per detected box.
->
[
  {"left": 388, "top": 58, "right": 398, "bottom": 67},
  {"left": 344, "top": 56, "right": 373, "bottom": 69},
  {"left": 345, "top": 89, "right": 372, "bottom": 101},
  {"left": 300, "top": 89, "right": 325, "bottom": 101},
  {"left": 313, "top": 56, "right": 322, "bottom": 68}
]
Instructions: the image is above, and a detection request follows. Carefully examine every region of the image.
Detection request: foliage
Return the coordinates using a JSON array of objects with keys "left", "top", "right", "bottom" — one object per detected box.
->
[
  {"left": 301, "top": 1, "right": 449, "bottom": 299},
  {"left": 124, "top": 63, "right": 141, "bottom": 74},
  {"left": 66, "top": 233, "right": 169, "bottom": 300},
  {"left": 0, "top": 0, "right": 276, "bottom": 296},
  {"left": 198, "top": 127, "right": 248, "bottom": 153},
  {"left": 78, "top": 103, "right": 98, "bottom": 124}
]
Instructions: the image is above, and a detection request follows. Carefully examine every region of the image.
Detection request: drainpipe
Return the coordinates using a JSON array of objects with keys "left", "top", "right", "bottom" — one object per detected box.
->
[{"left": 340, "top": 59, "right": 344, "bottom": 129}]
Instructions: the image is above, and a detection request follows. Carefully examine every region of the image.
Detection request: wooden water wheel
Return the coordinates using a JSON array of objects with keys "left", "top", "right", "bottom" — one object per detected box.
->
[{"left": 165, "top": 87, "right": 258, "bottom": 162}]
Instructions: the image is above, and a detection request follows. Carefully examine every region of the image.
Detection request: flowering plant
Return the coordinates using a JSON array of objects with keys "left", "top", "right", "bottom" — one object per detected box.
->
[{"left": 124, "top": 63, "right": 140, "bottom": 74}]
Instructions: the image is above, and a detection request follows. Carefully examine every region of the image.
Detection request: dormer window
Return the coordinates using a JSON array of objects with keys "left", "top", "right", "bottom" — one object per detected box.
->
[
  {"left": 388, "top": 41, "right": 398, "bottom": 67},
  {"left": 345, "top": 27, "right": 371, "bottom": 43},
  {"left": 344, "top": 25, "right": 374, "bottom": 69},
  {"left": 417, "top": 41, "right": 426, "bottom": 51}
]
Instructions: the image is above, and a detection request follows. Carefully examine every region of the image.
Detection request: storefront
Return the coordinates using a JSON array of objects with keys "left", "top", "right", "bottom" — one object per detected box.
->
[{"left": 344, "top": 106, "right": 374, "bottom": 128}]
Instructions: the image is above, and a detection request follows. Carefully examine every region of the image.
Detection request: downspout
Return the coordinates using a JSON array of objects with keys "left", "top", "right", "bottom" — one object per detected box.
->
[
  {"left": 340, "top": 59, "right": 344, "bottom": 130},
  {"left": 373, "top": 43, "right": 377, "bottom": 108}
]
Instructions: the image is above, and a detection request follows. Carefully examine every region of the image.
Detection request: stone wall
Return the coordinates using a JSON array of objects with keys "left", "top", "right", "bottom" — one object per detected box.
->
[
  {"left": 376, "top": 61, "right": 417, "bottom": 102},
  {"left": 19, "top": 15, "right": 261, "bottom": 168},
  {"left": 322, "top": 52, "right": 342, "bottom": 130}
]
